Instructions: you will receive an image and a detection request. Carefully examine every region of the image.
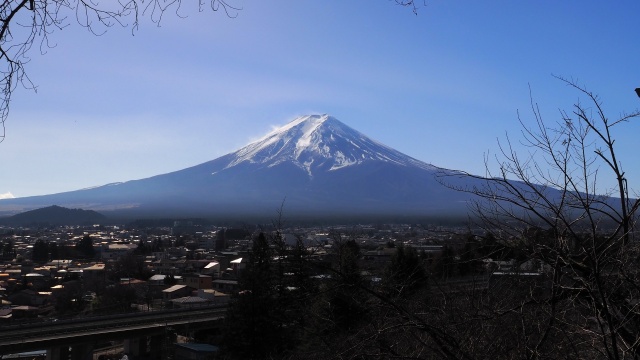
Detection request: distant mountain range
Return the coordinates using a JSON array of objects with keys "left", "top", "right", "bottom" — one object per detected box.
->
[{"left": 0, "top": 115, "right": 476, "bottom": 222}]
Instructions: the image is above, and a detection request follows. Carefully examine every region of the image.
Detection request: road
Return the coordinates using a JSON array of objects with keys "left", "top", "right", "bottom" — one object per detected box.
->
[{"left": 0, "top": 305, "right": 226, "bottom": 355}]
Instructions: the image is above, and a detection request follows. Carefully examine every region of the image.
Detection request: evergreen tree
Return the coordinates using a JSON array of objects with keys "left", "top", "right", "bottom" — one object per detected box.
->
[
  {"left": 336, "top": 239, "right": 361, "bottom": 286},
  {"left": 458, "top": 234, "right": 483, "bottom": 276},
  {"left": 95, "top": 284, "right": 137, "bottom": 314},
  {"left": 223, "top": 232, "right": 282, "bottom": 359},
  {"left": 223, "top": 231, "right": 321, "bottom": 358},
  {"left": 48, "top": 242, "right": 59, "bottom": 260},
  {"left": 1, "top": 240, "right": 13, "bottom": 259},
  {"left": 32, "top": 239, "right": 49, "bottom": 262},
  {"left": 383, "top": 244, "right": 427, "bottom": 297},
  {"left": 75, "top": 235, "right": 95, "bottom": 259},
  {"left": 277, "top": 234, "right": 319, "bottom": 353},
  {"left": 109, "top": 252, "right": 152, "bottom": 281},
  {"left": 174, "top": 236, "right": 186, "bottom": 247},
  {"left": 151, "top": 238, "right": 163, "bottom": 252},
  {"left": 163, "top": 274, "right": 177, "bottom": 285},
  {"left": 321, "top": 238, "right": 367, "bottom": 333},
  {"left": 134, "top": 240, "right": 150, "bottom": 255},
  {"left": 431, "top": 245, "right": 456, "bottom": 279}
]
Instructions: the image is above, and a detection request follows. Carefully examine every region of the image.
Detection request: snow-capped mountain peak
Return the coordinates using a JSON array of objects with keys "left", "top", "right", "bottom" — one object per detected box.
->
[
  {"left": 0, "top": 113, "right": 471, "bottom": 220},
  {"left": 225, "top": 114, "right": 435, "bottom": 176}
]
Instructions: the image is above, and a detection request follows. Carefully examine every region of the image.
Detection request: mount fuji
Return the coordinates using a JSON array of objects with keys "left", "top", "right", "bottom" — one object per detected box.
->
[{"left": 0, "top": 115, "right": 473, "bottom": 221}]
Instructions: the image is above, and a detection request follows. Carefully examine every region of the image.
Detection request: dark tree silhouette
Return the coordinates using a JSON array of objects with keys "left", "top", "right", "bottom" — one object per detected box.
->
[
  {"left": 393, "top": 0, "right": 426, "bottom": 14},
  {"left": 383, "top": 243, "right": 427, "bottom": 297},
  {"left": 31, "top": 239, "right": 48, "bottom": 262},
  {"left": 109, "top": 252, "right": 152, "bottom": 281},
  {"left": 1, "top": 240, "right": 13, "bottom": 259},
  {"left": 223, "top": 232, "right": 281, "bottom": 358},
  {"left": 439, "top": 77, "right": 640, "bottom": 359},
  {"left": 75, "top": 234, "right": 95, "bottom": 259},
  {"left": 48, "top": 241, "right": 59, "bottom": 260},
  {"left": 163, "top": 274, "right": 177, "bottom": 285},
  {"left": 95, "top": 284, "right": 138, "bottom": 314}
]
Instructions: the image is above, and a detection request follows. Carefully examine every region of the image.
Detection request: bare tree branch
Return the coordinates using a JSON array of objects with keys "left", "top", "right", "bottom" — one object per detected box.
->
[{"left": 437, "top": 78, "right": 640, "bottom": 359}]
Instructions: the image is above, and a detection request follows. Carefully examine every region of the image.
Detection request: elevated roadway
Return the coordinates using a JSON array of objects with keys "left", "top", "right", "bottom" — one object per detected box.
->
[{"left": 0, "top": 305, "right": 226, "bottom": 355}]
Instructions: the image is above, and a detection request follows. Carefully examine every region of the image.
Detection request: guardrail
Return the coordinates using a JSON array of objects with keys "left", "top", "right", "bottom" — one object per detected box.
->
[{"left": 0, "top": 303, "right": 227, "bottom": 334}]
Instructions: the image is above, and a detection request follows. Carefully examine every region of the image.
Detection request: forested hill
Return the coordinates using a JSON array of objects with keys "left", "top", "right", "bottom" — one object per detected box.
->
[{"left": 0, "top": 205, "right": 106, "bottom": 226}]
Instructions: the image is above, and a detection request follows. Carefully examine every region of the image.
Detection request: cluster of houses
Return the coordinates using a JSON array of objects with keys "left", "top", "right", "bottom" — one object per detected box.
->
[
  {"left": 0, "top": 221, "right": 541, "bottom": 323},
  {"left": 0, "top": 222, "right": 251, "bottom": 321},
  {"left": 0, "top": 258, "right": 245, "bottom": 320}
]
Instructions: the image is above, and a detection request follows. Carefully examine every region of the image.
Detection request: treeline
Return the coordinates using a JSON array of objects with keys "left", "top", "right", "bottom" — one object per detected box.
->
[
  {"left": 218, "top": 231, "right": 514, "bottom": 359},
  {"left": 30, "top": 235, "right": 95, "bottom": 262},
  {"left": 217, "top": 228, "right": 636, "bottom": 359}
]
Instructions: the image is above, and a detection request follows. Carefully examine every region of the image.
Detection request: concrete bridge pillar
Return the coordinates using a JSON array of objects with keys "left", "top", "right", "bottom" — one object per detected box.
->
[
  {"left": 46, "top": 346, "right": 70, "bottom": 360},
  {"left": 70, "top": 343, "right": 93, "bottom": 360},
  {"left": 148, "top": 335, "right": 164, "bottom": 358},
  {"left": 124, "top": 337, "right": 145, "bottom": 357}
]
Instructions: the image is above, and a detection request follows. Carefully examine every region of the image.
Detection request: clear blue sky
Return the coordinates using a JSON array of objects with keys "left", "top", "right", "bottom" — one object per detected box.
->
[{"left": 1, "top": 1, "right": 639, "bottom": 199}]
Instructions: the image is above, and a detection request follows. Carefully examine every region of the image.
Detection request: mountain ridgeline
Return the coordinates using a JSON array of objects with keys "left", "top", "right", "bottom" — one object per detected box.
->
[
  {"left": 0, "top": 205, "right": 107, "bottom": 226},
  {"left": 0, "top": 115, "right": 473, "bottom": 222}
]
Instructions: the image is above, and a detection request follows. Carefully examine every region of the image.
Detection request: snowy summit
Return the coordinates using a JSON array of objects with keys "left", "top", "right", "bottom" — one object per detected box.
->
[{"left": 227, "top": 114, "right": 435, "bottom": 177}]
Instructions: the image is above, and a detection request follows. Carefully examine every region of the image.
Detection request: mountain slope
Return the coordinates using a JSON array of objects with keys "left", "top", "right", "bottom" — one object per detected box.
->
[{"left": 0, "top": 115, "right": 471, "bottom": 220}]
